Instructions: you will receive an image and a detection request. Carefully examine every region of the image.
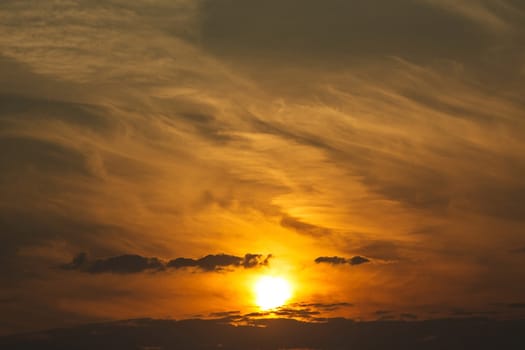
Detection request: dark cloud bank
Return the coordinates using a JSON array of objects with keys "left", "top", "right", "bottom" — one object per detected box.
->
[
  {"left": 1, "top": 317, "right": 524, "bottom": 350},
  {"left": 61, "top": 253, "right": 271, "bottom": 273}
]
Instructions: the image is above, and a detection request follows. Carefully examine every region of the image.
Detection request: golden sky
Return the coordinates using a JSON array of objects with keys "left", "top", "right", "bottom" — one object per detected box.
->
[{"left": 1, "top": 0, "right": 525, "bottom": 335}]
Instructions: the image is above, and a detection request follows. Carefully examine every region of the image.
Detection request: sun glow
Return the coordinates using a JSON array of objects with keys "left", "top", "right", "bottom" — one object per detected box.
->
[{"left": 254, "top": 276, "right": 292, "bottom": 310}]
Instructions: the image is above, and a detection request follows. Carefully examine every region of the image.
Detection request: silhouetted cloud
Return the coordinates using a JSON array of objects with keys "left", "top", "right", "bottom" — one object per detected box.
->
[
  {"left": 242, "top": 253, "right": 272, "bottom": 268},
  {"left": 167, "top": 253, "right": 271, "bottom": 271},
  {"left": 314, "top": 256, "right": 347, "bottom": 265},
  {"left": 315, "top": 255, "right": 371, "bottom": 266},
  {"left": 348, "top": 256, "right": 370, "bottom": 265},
  {"left": 288, "top": 302, "right": 354, "bottom": 314},
  {"left": 61, "top": 253, "right": 272, "bottom": 274}
]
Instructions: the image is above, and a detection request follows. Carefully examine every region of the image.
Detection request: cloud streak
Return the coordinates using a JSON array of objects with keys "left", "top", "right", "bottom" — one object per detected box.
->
[{"left": 315, "top": 256, "right": 371, "bottom": 266}]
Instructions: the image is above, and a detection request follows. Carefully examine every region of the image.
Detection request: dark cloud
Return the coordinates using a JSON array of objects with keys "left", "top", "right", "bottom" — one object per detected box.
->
[
  {"left": 315, "top": 256, "right": 370, "bottom": 266},
  {"left": 173, "top": 254, "right": 242, "bottom": 272},
  {"left": 166, "top": 257, "right": 198, "bottom": 269},
  {"left": 290, "top": 302, "right": 354, "bottom": 312},
  {"left": 314, "top": 256, "right": 347, "bottom": 265},
  {"left": 61, "top": 253, "right": 164, "bottom": 274},
  {"left": 61, "top": 253, "right": 272, "bottom": 274},
  {"left": 224, "top": 302, "right": 354, "bottom": 324},
  {"left": 281, "top": 215, "right": 332, "bottom": 236},
  {"left": 273, "top": 307, "right": 321, "bottom": 319},
  {"left": 167, "top": 253, "right": 271, "bottom": 271},
  {"left": 348, "top": 256, "right": 370, "bottom": 266},
  {"left": 242, "top": 253, "right": 271, "bottom": 268}
]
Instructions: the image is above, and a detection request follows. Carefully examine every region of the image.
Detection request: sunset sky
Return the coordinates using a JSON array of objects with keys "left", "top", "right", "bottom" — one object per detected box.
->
[{"left": 1, "top": 0, "right": 525, "bottom": 336}]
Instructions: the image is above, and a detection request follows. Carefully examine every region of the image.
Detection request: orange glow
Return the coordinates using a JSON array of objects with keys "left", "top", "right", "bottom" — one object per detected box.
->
[{"left": 253, "top": 276, "right": 293, "bottom": 310}]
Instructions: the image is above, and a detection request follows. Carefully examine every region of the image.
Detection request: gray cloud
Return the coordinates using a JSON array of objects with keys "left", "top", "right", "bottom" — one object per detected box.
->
[
  {"left": 167, "top": 253, "right": 271, "bottom": 271},
  {"left": 290, "top": 302, "right": 354, "bottom": 312},
  {"left": 61, "top": 253, "right": 272, "bottom": 274},
  {"left": 314, "top": 256, "right": 347, "bottom": 265},
  {"left": 348, "top": 256, "right": 371, "bottom": 266},
  {"left": 315, "top": 256, "right": 371, "bottom": 266},
  {"left": 61, "top": 253, "right": 164, "bottom": 274}
]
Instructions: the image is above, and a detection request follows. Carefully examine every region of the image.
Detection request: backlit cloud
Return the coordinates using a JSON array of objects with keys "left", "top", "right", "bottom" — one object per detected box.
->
[{"left": 60, "top": 253, "right": 272, "bottom": 273}]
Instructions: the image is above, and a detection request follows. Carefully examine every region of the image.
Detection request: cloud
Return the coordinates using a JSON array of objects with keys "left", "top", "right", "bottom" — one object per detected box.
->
[
  {"left": 348, "top": 256, "right": 371, "bottom": 266},
  {"left": 290, "top": 302, "right": 354, "bottom": 312},
  {"left": 281, "top": 215, "right": 332, "bottom": 236},
  {"left": 314, "top": 256, "right": 347, "bottom": 265},
  {"left": 168, "top": 253, "right": 271, "bottom": 271},
  {"left": 315, "top": 256, "right": 371, "bottom": 266},
  {"left": 61, "top": 253, "right": 272, "bottom": 273},
  {"left": 61, "top": 253, "right": 164, "bottom": 274}
]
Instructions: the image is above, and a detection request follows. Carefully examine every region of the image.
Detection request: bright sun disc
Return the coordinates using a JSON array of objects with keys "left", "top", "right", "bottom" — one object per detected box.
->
[{"left": 254, "top": 276, "right": 292, "bottom": 310}]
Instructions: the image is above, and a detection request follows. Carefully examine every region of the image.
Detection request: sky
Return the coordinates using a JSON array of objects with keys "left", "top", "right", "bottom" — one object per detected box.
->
[{"left": 1, "top": 0, "right": 525, "bottom": 336}]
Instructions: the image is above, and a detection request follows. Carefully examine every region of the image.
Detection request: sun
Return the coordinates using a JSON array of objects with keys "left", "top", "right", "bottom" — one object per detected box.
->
[{"left": 254, "top": 276, "right": 292, "bottom": 310}]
